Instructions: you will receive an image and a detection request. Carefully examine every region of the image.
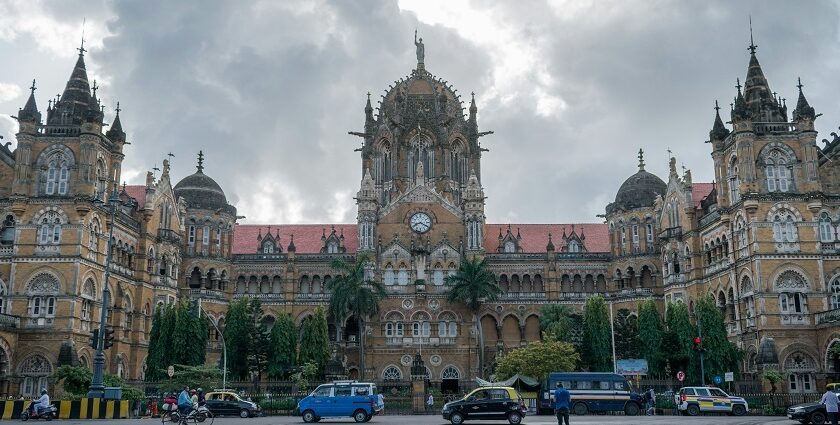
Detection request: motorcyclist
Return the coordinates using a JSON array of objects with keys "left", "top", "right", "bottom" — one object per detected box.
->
[
  {"left": 29, "top": 388, "right": 49, "bottom": 416},
  {"left": 177, "top": 386, "right": 192, "bottom": 415},
  {"left": 196, "top": 388, "right": 206, "bottom": 406}
]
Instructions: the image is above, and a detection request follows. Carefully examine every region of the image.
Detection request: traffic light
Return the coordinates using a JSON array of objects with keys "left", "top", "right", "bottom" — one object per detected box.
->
[
  {"left": 693, "top": 336, "right": 703, "bottom": 352},
  {"left": 89, "top": 329, "right": 99, "bottom": 349},
  {"left": 104, "top": 328, "right": 115, "bottom": 350}
]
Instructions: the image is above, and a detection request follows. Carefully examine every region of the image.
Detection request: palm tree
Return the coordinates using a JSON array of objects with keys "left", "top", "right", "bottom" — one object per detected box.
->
[
  {"left": 328, "top": 254, "right": 387, "bottom": 380},
  {"left": 445, "top": 256, "right": 501, "bottom": 378}
]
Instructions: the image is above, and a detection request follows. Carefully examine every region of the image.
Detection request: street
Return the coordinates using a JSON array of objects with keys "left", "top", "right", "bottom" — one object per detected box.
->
[{"left": 42, "top": 416, "right": 804, "bottom": 425}]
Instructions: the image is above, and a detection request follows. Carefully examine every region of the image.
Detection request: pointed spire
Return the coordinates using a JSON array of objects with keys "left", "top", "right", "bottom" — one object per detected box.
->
[
  {"left": 196, "top": 150, "right": 204, "bottom": 173},
  {"left": 364, "top": 92, "right": 375, "bottom": 133},
  {"left": 733, "top": 78, "right": 750, "bottom": 120},
  {"left": 287, "top": 234, "right": 296, "bottom": 252},
  {"left": 792, "top": 77, "right": 816, "bottom": 121},
  {"left": 50, "top": 43, "right": 94, "bottom": 125},
  {"left": 637, "top": 148, "right": 645, "bottom": 171},
  {"left": 740, "top": 22, "right": 786, "bottom": 123},
  {"left": 18, "top": 79, "right": 41, "bottom": 123},
  {"left": 546, "top": 233, "right": 555, "bottom": 252},
  {"left": 710, "top": 100, "right": 730, "bottom": 140},
  {"left": 469, "top": 91, "right": 477, "bottom": 115},
  {"left": 106, "top": 102, "right": 126, "bottom": 142}
]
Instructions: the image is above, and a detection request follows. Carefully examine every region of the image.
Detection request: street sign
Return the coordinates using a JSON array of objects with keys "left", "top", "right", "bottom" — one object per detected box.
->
[
  {"left": 713, "top": 375, "right": 722, "bottom": 385},
  {"left": 676, "top": 371, "right": 685, "bottom": 382},
  {"left": 724, "top": 372, "right": 734, "bottom": 382},
  {"left": 167, "top": 365, "right": 175, "bottom": 378}
]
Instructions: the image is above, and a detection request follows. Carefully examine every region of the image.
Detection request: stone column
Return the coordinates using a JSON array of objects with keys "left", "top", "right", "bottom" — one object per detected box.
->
[{"left": 411, "top": 353, "right": 427, "bottom": 414}]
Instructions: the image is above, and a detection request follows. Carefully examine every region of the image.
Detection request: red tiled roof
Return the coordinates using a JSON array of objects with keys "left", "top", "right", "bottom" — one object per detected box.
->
[
  {"left": 232, "top": 224, "right": 358, "bottom": 254},
  {"left": 124, "top": 185, "right": 146, "bottom": 207},
  {"left": 484, "top": 223, "right": 609, "bottom": 253},
  {"left": 692, "top": 183, "right": 715, "bottom": 209}
]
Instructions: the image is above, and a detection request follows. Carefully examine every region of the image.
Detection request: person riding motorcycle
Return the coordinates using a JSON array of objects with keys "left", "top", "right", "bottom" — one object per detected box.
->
[
  {"left": 177, "top": 387, "right": 192, "bottom": 415},
  {"left": 28, "top": 388, "right": 49, "bottom": 416}
]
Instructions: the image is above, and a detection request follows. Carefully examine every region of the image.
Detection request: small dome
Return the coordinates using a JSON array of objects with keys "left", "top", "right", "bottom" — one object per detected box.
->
[
  {"left": 607, "top": 170, "right": 666, "bottom": 214},
  {"left": 174, "top": 151, "right": 235, "bottom": 214}
]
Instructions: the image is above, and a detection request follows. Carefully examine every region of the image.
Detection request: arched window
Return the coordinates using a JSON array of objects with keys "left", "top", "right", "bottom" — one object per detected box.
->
[
  {"left": 784, "top": 352, "right": 816, "bottom": 393},
  {"left": 568, "top": 240, "right": 581, "bottom": 253},
  {"left": 0, "top": 280, "right": 6, "bottom": 314},
  {"left": 503, "top": 240, "right": 516, "bottom": 253},
  {"left": 384, "top": 312, "right": 404, "bottom": 339},
  {"left": 80, "top": 279, "right": 95, "bottom": 331},
  {"left": 20, "top": 354, "right": 52, "bottom": 397},
  {"left": 382, "top": 365, "right": 402, "bottom": 381},
  {"left": 441, "top": 366, "right": 460, "bottom": 380},
  {"left": 188, "top": 225, "right": 196, "bottom": 245},
  {"left": 820, "top": 213, "right": 835, "bottom": 243},
  {"left": 327, "top": 241, "right": 339, "bottom": 254},
  {"left": 397, "top": 266, "right": 408, "bottom": 285},
  {"left": 26, "top": 273, "right": 59, "bottom": 324},
  {"left": 438, "top": 312, "right": 458, "bottom": 338},
  {"left": 262, "top": 240, "right": 275, "bottom": 254},
  {"left": 773, "top": 213, "right": 798, "bottom": 243},
  {"left": 729, "top": 156, "right": 740, "bottom": 203},
  {"left": 412, "top": 312, "right": 431, "bottom": 338},
  {"left": 37, "top": 211, "right": 63, "bottom": 246},
  {"left": 383, "top": 265, "right": 395, "bottom": 286},
  {"left": 0, "top": 215, "right": 15, "bottom": 246},
  {"left": 831, "top": 277, "right": 840, "bottom": 310},
  {"left": 432, "top": 264, "right": 444, "bottom": 286},
  {"left": 765, "top": 150, "right": 792, "bottom": 192}
]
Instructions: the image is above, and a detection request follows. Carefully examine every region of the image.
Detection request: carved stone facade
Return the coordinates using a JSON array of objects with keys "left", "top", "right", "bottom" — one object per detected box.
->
[{"left": 0, "top": 38, "right": 838, "bottom": 396}]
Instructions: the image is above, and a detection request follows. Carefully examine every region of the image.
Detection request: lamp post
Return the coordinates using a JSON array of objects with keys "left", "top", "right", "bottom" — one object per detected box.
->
[
  {"left": 87, "top": 184, "right": 121, "bottom": 398},
  {"left": 197, "top": 299, "right": 227, "bottom": 391}
]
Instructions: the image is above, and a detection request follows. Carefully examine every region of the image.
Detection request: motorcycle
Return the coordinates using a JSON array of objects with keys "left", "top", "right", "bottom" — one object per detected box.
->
[
  {"left": 169, "top": 403, "right": 211, "bottom": 423},
  {"left": 20, "top": 404, "right": 57, "bottom": 421}
]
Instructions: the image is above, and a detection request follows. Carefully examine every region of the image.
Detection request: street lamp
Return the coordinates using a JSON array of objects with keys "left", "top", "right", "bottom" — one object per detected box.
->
[
  {"left": 87, "top": 183, "right": 121, "bottom": 398},
  {"left": 197, "top": 300, "right": 227, "bottom": 391}
]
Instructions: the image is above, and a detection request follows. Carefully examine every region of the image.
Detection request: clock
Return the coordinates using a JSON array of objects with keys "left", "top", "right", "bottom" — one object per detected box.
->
[{"left": 409, "top": 212, "right": 432, "bottom": 233}]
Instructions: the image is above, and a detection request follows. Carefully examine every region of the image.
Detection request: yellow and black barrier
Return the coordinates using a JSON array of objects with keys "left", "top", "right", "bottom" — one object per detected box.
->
[{"left": 0, "top": 398, "right": 129, "bottom": 419}]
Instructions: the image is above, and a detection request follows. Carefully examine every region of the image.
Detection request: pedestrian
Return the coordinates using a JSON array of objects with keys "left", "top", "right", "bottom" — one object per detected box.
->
[
  {"left": 646, "top": 388, "right": 656, "bottom": 416},
  {"left": 552, "top": 382, "right": 570, "bottom": 425},
  {"left": 822, "top": 384, "right": 840, "bottom": 425},
  {"left": 427, "top": 393, "right": 434, "bottom": 411},
  {"left": 377, "top": 392, "right": 385, "bottom": 415}
]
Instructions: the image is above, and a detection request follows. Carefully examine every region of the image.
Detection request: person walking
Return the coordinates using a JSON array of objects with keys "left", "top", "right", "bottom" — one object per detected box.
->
[
  {"left": 426, "top": 393, "right": 434, "bottom": 412},
  {"left": 552, "top": 382, "right": 570, "bottom": 425},
  {"left": 646, "top": 388, "right": 656, "bottom": 416},
  {"left": 822, "top": 385, "right": 840, "bottom": 425}
]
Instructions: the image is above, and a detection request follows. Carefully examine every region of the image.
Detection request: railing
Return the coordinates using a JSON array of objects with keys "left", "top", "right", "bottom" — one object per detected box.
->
[
  {"left": 609, "top": 288, "right": 653, "bottom": 299},
  {"left": 781, "top": 312, "right": 809, "bottom": 325},
  {"left": 698, "top": 210, "right": 722, "bottom": 228},
  {"left": 233, "top": 293, "right": 284, "bottom": 301},
  {"left": 0, "top": 313, "right": 20, "bottom": 329},
  {"left": 659, "top": 227, "right": 682, "bottom": 240},
  {"left": 753, "top": 121, "right": 798, "bottom": 134},
  {"left": 0, "top": 245, "right": 11, "bottom": 257},
  {"left": 157, "top": 229, "right": 182, "bottom": 244},
  {"left": 499, "top": 292, "right": 546, "bottom": 300},
  {"left": 558, "top": 292, "right": 592, "bottom": 300},
  {"left": 816, "top": 308, "right": 840, "bottom": 325},
  {"left": 190, "top": 289, "right": 227, "bottom": 301},
  {"left": 294, "top": 293, "right": 329, "bottom": 301},
  {"left": 25, "top": 317, "right": 54, "bottom": 328},
  {"left": 39, "top": 125, "right": 81, "bottom": 136},
  {"left": 820, "top": 242, "right": 839, "bottom": 253},
  {"left": 664, "top": 274, "right": 685, "bottom": 286}
]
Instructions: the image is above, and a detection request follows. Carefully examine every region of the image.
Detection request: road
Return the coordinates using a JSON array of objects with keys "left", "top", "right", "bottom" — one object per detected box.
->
[{"left": 43, "top": 415, "right": 803, "bottom": 425}]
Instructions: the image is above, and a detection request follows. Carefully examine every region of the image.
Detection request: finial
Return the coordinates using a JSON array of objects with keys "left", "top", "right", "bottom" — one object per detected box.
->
[
  {"left": 748, "top": 16, "right": 757, "bottom": 54},
  {"left": 196, "top": 150, "right": 204, "bottom": 173},
  {"left": 471, "top": 91, "right": 475, "bottom": 100},
  {"left": 714, "top": 100, "right": 720, "bottom": 113},
  {"left": 735, "top": 78, "right": 742, "bottom": 93},
  {"left": 367, "top": 92, "right": 371, "bottom": 100},
  {"left": 29, "top": 79, "right": 36, "bottom": 94},
  {"left": 797, "top": 77, "right": 804, "bottom": 92},
  {"left": 91, "top": 80, "right": 98, "bottom": 97},
  {"left": 78, "top": 20, "right": 87, "bottom": 57},
  {"left": 122, "top": 181, "right": 127, "bottom": 192},
  {"left": 115, "top": 101, "right": 121, "bottom": 114},
  {"left": 637, "top": 148, "right": 645, "bottom": 171}
]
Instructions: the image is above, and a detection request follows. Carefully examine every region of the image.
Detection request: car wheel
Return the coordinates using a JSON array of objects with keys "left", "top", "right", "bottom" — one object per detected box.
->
[
  {"left": 686, "top": 404, "right": 700, "bottom": 416},
  {"left": 450, "top": 412, "right": 465, "bottom": 425},
  {"left": 44, "top": 413, "right": 52, "bottom": 421},
  {"left": 302, "top": 410, "right": 317, "bottom": 423},
  {"left": 353, "top": 409, "right": 369, "bottom": 423},
  {"left": 731, "top": 404, "right": 746, "bottom": 416},
  {"left": 573, "top": 402, "right": 588, "bottom": 415},
  {"left": 624, "top": 402, "right": 640, "bottom": 416},
  {"left": 507, "top": 411, "right": 522, "bottom": 424},
  {"left": 239, "top": 409, "right": 249, "bottom": 418},
  {"left": 811, "top": 411, "right": 827, "bottom": 425}
]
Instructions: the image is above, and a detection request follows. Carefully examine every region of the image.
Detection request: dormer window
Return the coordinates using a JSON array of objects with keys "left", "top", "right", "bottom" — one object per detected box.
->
[
  {"left": 503, "top": 240, "right": 515, "bottom": 253},
  {"left": 568, "top": 240, "right": 581, "bottom": 253},
  {"left": 262, "top": 240, "right": 275, "bottom": 254},
  {"left": 327, "top": 241, "right": 339, "bottom": 254}
]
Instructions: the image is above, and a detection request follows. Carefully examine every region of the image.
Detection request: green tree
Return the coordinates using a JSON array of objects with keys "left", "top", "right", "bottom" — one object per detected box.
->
[
  {"left": 223, "top": 298, "right": 251, "bottom": 380},
  {"left": 445, "top": 256, "right": 501, "bottom": 377},
  {"left": 613, "top": 308, "right": 639, "bottom": 360},
  {"left": 144, "top": 306, "right": 165, "bottom": 381},
  {"left": 55, "top": 365, "right": 92, "bottom": 394},
  {"left": 299, "top": 307, "right": 330, "bottom": 371},
  {"left": 328, "top": 255, "right": 387, "bottom": 380},
  {"left": 539, "top": 304, "right": 575, "bottom": 341},
  {"left": 695, "top": 295, "right": 742, "bottom": 384},
  {"left": 247, "top": 298, "right": 271, "bottom": 379},
  {"left": 582, "top": 295, "right": 612, "bottom": 372},
  {"left": 665, "top": 302, "right": 696, "bottom": 379},
  {"left": 637, "top": 299, "right": 664, "bottom": 376},
  {"left": 495, "top": 339, "right": 580, "bottom": 381},
  {"left": 268, "top": 312, "right": 298, "bottom": 379},
  {"left": 171, "top": 299, "right": 208, "bottom": 367}
]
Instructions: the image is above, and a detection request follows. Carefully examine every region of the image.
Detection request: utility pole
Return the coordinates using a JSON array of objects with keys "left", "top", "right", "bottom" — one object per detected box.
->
[
  {"left": 87, "top": 183, "right": 120, "bottom": 398},
  {"left": 698, "top": 313, "right": 705, "bottom": 386},
  {"left": 609, "top": 300, "right": 617, "bottom": 374}
]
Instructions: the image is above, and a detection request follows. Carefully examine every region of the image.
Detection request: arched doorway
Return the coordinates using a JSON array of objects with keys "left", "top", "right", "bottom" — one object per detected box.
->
[{"left": 441, "top": 365, "right": 460, "bottom": 395}]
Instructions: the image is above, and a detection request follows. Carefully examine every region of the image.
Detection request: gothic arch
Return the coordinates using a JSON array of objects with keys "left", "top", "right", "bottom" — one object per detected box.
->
[
  {"left": 766, "top": 203, "right": 804, "bottom": 222},
  {"left": 780, "top": 343, "right": 820, "bottom": 371},
  {"left": 770, "top": 267, "right": 811, "bottom": 292},
  {"left": 24, "top": 271, "right": 62, "bottom": 295}
]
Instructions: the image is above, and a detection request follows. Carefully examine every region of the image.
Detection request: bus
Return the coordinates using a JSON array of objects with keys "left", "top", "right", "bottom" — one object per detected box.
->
[{"left": 539, "top": 372, "right": 644, "bottom": 416}]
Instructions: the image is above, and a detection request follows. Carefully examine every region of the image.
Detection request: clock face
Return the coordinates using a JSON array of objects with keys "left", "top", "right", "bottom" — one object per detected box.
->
[{"left": 410, "top": 212, "right": 432, "bottom": 233}]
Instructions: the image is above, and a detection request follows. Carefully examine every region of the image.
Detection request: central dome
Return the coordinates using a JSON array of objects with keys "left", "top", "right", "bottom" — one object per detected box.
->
[
  {"left": 606, "top": 152, "right": 666, "bottom": 214},
  {"left": 174, "top": 152, "right": 235, "bottom": 214}
]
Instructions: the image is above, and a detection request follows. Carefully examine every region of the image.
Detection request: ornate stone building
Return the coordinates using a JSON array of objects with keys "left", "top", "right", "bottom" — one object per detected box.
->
[{"left": 0, "top": 36, "right": 839, "bottom": 396}]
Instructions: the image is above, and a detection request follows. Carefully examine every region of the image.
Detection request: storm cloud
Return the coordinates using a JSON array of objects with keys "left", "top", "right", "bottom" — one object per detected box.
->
[{"left": 1, "top": 0, "right": 839, "bottom": 224}]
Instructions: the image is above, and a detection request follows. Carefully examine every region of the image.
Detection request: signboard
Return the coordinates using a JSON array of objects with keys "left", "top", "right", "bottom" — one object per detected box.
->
[
  {"left": 167, "top": 365, "right": 175, "bottom": 378},
  {"left": 676, "top": 371, "right": 685, "bottom": 382},
  {"left": 713, "top": 375, "right": 722, "bottom": 385},
  {"left": 724, "top": 372, "right": 734, "bottom": 382},
  {"left": 616, "top": 359, "right": 649, "bottom": 376}
]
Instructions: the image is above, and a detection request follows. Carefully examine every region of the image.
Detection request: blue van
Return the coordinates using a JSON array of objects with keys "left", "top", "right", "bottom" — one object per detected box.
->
[
  {"left": 540, "top": 372, "right": 644, "bottom": 416},
  {"left": 296, "top": 381, "right": 381, "bottom": 423}
]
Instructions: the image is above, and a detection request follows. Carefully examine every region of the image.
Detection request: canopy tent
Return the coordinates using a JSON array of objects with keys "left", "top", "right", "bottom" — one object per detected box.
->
[{"left": 474, "top": 374, "right": 541, "bottom": 391}]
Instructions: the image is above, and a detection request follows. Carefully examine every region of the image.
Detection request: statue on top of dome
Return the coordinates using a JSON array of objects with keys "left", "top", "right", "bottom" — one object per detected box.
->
[{"left": 414, "top": 29, "right": 424, "bottom": 65}]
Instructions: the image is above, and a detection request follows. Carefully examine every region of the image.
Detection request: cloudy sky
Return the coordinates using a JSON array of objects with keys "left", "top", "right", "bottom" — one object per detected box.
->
[{"left": 1, "top": 0, "right": 839, "bottom": 225}]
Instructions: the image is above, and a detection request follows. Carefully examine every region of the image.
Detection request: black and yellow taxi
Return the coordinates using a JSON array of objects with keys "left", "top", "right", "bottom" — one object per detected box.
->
[
  {"left": 442, "top": 386, "right": 527, "bottom": 425},
  {"left": 204, "top": 390, "right": 261, "bottom": 418},
  {"left": 676, "top": 386, "right": 748, "bottom": 416}
]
